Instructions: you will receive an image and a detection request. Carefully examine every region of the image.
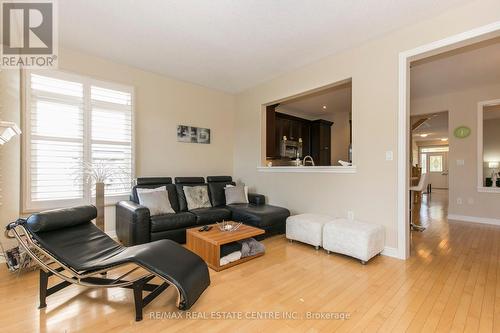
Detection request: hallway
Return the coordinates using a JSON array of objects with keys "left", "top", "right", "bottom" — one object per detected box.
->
[{"left": 410, "top": 188, "right": 500, "bottom": 331}]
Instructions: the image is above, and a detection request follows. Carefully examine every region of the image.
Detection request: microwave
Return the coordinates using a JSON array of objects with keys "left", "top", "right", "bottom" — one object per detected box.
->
[{"left": 281, "top": 137, "right": 303, "bottom": 158}]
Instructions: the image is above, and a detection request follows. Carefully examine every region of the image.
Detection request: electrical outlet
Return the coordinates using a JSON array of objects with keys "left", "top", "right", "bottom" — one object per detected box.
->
[
  {"left": 457, "top": 198, "right": 463, "bottom": 205},
  {"left": 347, "top": 210, "right": 355, "bottom": 220}
]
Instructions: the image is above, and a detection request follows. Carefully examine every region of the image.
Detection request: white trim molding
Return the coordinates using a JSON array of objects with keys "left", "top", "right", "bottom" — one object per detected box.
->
[
  {"left": 448, "top": 214, "right": 500, "bottom": 227},
  {"left": 477, "top": 99, "right": 500, "bottom": 192},
  {"left": 397, "top": 21, "right": 500, "bottom": 260},
  {"left": 381, "top": 246, "right": 400, "bottom": 259},
  {"left": 257, "top": 166, "right": 357, "bottom": 174},
  {"left": 477, "top": 186, "right": 500, "bottom": 193}
]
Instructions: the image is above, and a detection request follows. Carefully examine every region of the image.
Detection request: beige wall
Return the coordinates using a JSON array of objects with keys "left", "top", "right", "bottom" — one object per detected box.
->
[
  {"left": 411, "top": 83, "right": 500, "bottom": 219},
  {"left": 328, "top": 111, "right": 350, "bottom": 165},
  {"left": 234, "top": 0, "right": 500, "bottom": 249},
  {"left": 0, "top": 49, "right": 235, "bottom": 238},
  {"left": 0, "top": 70, "right": 21, "bottom": 247}
]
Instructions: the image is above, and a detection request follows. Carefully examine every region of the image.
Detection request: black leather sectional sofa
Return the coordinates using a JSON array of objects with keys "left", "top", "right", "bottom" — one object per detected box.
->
[{"left": 116, "top": 176, "right": 290, "bottom": 246}]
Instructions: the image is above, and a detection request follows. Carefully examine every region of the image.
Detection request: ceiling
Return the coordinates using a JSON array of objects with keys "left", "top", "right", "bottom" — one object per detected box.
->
[
  {"left": 411, "top": 37, "right": 500, "bottom": 99},
  {"left": 277, "top": 83, "right": 351, "bottom": 119},
  {"left": 411, "top": 112, "right": 449, "bottom": 142},
  {"left": 60, "top": 0, "right": 472, "bottom": 93}
]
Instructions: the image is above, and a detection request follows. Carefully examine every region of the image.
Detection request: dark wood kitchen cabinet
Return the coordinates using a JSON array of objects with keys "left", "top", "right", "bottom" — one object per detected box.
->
[
  {"left": 310, "top": 119, "right": 333, "bottom": 166},
  {"left": 266, "top": 108, "right": 330, "bottom": 162}
]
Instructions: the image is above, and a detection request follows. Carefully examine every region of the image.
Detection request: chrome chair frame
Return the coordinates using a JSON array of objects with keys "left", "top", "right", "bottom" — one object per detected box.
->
[{"left": 5, "top": 220, "right": 183, "bottom": 321}]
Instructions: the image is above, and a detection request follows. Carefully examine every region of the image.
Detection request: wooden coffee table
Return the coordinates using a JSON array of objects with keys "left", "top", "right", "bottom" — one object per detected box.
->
[{"left": 186, "top": 223, "right": 265, "bottom": 271}]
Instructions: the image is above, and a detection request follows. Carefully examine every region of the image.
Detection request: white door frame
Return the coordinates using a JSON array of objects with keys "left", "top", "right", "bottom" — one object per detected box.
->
[{"left": 397, "top": 21, "right": 500, "bottom": 260}]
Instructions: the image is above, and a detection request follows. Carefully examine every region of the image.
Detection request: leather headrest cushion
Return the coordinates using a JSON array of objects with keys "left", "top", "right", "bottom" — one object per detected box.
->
[
  {"left": 27, "top": 205, "right": 97, "bottom": 233},
  {"left": 136, "top": 177, "right": 172, "bottom": 185},
  {"left": 174, "top": 177, "right": 205, "bottom": 184},
  {"left": 206, "top": 176, "right": 232, "bottom": 183}
]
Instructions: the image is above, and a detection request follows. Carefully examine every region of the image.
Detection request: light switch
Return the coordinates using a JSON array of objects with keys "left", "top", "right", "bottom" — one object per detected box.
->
[
  {"left": 457, "top": 159, "right": 465, "bottom": 166},
  {"left": 385, "top": 151, "right": 393, "bottom": 161}
]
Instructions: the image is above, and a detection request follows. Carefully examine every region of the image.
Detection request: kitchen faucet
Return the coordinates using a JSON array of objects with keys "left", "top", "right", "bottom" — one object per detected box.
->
[{"left": 303, "top": 155, "right": 315, "bottom": 166}]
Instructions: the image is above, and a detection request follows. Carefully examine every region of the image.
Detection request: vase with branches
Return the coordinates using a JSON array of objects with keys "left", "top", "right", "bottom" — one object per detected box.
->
[{"left": 75, "top": 160, "right": 130, "bottom": 231}]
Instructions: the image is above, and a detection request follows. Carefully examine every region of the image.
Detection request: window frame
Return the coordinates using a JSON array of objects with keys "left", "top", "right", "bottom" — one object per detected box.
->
[{"left": 22, "top": 69, "right": 135, "bottom": 213}]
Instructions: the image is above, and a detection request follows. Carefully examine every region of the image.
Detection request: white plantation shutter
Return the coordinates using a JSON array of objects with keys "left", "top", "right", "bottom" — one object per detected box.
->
[
  {"left": 28, "top": 74, "right": 84, "bottom": 206},
  {"left": 91, "top": 86, "right": 133, "bottom": 196},
  {"left": 24, "top": 71, "right": 134, "bottom": 211}
]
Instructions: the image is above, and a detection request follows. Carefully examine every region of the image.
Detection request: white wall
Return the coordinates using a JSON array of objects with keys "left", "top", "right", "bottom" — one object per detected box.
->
[
  {"left": 411, "top": 83, "right": 500, "bottom": 220},
  {"left": 233, "top": 0, "right": 500, "bottom": 249}
]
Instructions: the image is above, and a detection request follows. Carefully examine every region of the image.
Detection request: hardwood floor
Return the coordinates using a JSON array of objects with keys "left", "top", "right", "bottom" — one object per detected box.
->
[{"left": 1, "top": 192, "right": 499, "bottom": 332}]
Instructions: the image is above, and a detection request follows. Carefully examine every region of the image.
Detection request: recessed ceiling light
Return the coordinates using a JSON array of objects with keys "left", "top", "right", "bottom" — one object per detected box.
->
[
  {"left": 420, "top": 134, "right": 428, "bottom": 138},
  {"left": 322, "top": 105, "right": 327, "bottom": 110},
  {"left": 441, "top": 138, "right": 448, "bottom": 141}
]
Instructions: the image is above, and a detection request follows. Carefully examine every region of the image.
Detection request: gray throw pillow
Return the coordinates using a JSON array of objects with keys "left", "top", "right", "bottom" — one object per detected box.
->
[
  {"left": 137, "top": 189, "right": 175, "bottom": 216},
  {"left": 184, "top": 186, "right": 212, "bottom": 210},
  {"left": 225, "top": 185, "right": 248, "bottom": 205}
]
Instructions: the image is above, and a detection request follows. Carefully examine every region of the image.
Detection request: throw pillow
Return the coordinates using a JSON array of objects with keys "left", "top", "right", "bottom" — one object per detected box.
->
[
  {"left": 183, "top": 186, "right": 212, "bottom": 210},
  {"left": 136, "top": 187, "right": 175, "bottom": 216},
  {"left": 225, "top": 184, "right": 249, "bottom": 203},
  {"left": 225, "top": 185, "right": 248, "bottom": 205}
]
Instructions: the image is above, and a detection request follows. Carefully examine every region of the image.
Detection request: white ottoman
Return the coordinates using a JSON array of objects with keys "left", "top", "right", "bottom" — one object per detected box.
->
[
  {"left": 286, "top": 214, "right": 333, "bottom": 249},
  {"left": 323, "top": 219, "right": 385, "bottom": 264}
]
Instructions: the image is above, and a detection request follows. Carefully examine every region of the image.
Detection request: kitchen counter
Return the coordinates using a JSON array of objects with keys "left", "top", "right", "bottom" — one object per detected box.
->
[{"left": 257, "top": 165, "right": 356, "bottom": 173}]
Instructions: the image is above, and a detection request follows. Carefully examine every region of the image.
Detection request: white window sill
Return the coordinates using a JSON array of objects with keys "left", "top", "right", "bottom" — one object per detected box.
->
[
  {"left": 257, "top": 166, "right": 357, "bottom": 174},
  {"left": 477, "top": 186, "right": 500, "bottom": 193}
]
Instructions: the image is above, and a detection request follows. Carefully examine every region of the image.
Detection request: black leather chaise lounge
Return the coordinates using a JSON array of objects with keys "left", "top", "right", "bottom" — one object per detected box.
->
[{"left": 5, "top": 205, "right": 210, "bottom": 321}]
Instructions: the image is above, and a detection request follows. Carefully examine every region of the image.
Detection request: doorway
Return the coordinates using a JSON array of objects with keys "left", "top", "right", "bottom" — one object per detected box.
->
[{"left": 398, "top": 22, "right": 500, "bottom": 260}]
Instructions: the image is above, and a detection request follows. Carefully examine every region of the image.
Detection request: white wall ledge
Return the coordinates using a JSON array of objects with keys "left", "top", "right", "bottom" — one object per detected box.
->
[
  {"left": 477, "top": 186, "right": 500, "bottom": 193},
  {"left": 257, "top": 166, "right": 357, "bottom": 173}
]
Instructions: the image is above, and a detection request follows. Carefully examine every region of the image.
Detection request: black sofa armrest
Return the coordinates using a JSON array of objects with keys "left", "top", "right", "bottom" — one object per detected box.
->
[
  {"left": 248, "top": 193, "right": 265, "bottom": 206},
  {"left": 116, "top": 201, "right": 151, "bottom": 246}
]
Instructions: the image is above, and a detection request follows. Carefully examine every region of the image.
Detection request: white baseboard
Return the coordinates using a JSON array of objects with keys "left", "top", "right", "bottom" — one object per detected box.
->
[
  {"left": 381, "top": 246, "right": 401, "bottom": 259},
  {"left": 448, "top": 214, "right": 500, "bottom": 226}
]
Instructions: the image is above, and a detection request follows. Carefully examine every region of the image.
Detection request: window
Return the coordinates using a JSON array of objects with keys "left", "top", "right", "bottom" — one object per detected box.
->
[
  {"left": 429, "top": 155, "right": 443, "bottom": 173},
  {"left": 24, "top": 71, "right": 134, "bottom": 211},
  {"left": 421, "top": 146, "right": 449, "bottom": 153}
]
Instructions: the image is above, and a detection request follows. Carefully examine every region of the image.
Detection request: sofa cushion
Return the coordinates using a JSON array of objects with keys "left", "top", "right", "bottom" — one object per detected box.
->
[
  {"left": 227, "top": 204, "right": 290, "bottom": 228},
  {"left": 190, "top": 207, "right": 231, "bottom": 225},
  {"left": 175, "top": 178, "right": 206, "bottom": 212},
  {"left": 224, "top": 185, "right": 248, "bottom": 205},
  {"left": 132, "top": 183, "right": 180, "bottom": 212},
  {"left": 136, "top": 188, "right": 175, "bottom": 216},
  {"left": 184, "top": 185, "right": 212, "bottom": 210},
  {"left": 150, "top": 212, "right": 196, "bottom": 232}
]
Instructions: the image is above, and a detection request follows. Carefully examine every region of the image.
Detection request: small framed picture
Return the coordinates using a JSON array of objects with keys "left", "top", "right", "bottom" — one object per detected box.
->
[{"left": 177, "top": 125, "right": 211, "bottom": 144}]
